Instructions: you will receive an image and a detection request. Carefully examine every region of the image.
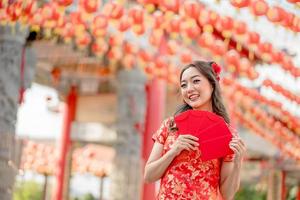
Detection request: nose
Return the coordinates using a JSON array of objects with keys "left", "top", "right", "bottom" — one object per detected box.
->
[{"left": 186, "top": 83, "right": 195, "bottom": 93}]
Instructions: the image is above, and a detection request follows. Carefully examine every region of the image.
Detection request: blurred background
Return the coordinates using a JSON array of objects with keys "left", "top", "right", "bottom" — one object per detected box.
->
[{"left": 0, "top": 0, "right": 300, "bottom": 199}]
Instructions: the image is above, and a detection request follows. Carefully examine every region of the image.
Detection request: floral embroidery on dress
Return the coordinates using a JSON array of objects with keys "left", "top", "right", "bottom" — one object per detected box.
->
[{"left": 152, "top": 117, "right": 237, "bottom": 200}]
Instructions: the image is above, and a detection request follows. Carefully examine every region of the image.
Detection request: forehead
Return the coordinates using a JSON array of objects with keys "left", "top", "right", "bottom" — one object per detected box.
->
[{"left": 181, "top": 67, "right": 203, "bottom": 81}]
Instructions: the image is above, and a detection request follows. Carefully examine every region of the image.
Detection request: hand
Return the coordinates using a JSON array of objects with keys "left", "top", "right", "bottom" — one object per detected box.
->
[
  {"left": 169, "top": 134, "right": 199, "bottom": 156},
  {"left": 229, "top": 137, "right": 246, "bottom": 164}
]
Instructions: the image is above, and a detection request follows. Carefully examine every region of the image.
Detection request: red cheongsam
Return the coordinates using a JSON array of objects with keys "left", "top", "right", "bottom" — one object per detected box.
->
[{"left": 152, "top": 117, "right": 237, "bottom": 200}]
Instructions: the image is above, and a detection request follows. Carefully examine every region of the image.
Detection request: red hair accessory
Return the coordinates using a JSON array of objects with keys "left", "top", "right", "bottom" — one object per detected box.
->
[{"left": 211, "top": 62, "right": 221, "bottom": 81}]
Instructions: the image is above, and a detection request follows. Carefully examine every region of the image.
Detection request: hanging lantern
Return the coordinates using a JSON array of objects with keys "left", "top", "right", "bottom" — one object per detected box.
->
[
  {"left": 246, "top": 31, "right": 260, "bottom": 50},
  {"left": 132, "top": 24, "right": 145, "bottom": 35},
  {"left": 22, "top": 0, "right": 37, "bottom": 17},
  {"left": 258, "top": 42, "right": 273, "bottom": 62},
  {"left": 54, "top": 0, "right": 73, "bottom": 7},
  {"left": 184, "top": 22, "right": 201, "bottom": 39},
  {"left": 61, "top": 22, "right": 75, "bottom": 40},
  {"left": 7, "top": 1, "right": 22, "bottom": 21},
  {"left": 70, "top": 11, "right": 84, "bottom": 24},
  {"left": 123, "top": 42, "right": 137, "bottom": 55},
  {"left": 102, "top": 2, "right": 124, "bottom": 20},
  {"left": 129, "top": 6, "right": 144, "bottom": 24},
  {"left": 138, "top": 49, "right": 152, "bottom": 62},
  {"left": 76, "top": 32, "right": 91, "bottom": 48},
  {"left": 167, "top": 15, "right": 181, "bottom": 35},
  {"left": 118, "top": 15, "right": 132, "bottom": 32},
  {"left": 92, "top": 14, "right": 108, "bottom": 29},
  {"left": 234, "top": 21, "right": 247, "bottom": 36},
  {"left": 197, "top": 32, "right": 215, "bottom": 49},
  {"left": 281, "top": 12, "right": 295, "bottom": 29},
  {"left": 224, "top": 50, "right": 240, "bottom": 73},
  {"left": 239, "top": 57, "right": 252, "bottom": 76},
  {"left": 79, "top": 0, "right": 99, "bottom": 13},
  {"left": 166, "top": 40, "right": 179, "bottom": 55},
  {"left": 183, "top": 0, "right": 200, "bottom": 19},
  {"left": 211, "top": 40, "right": 227, "bottom": 57},
  {"left": 230, "top": 0, "right": 250, "bottom": 8},
  {"left": 152, "top": 11, "right": 164, "bottom": 30},
  {"left": 92, "top": 41, "right": 108, "bottom": 56},
  {"left": 160, "top": 0, "right": 180, "bottom": 12},
  {"left": 149, "top": 29, "right": 163, "bottom": 47},
  {"left": 219, "top": 16, "right": 233, "bottom": 38},
  {"left": 271, "top": 51, "right": 284, "bottom": 63},
  {"left": 181, "top": 51, "right": 192, "bottom": 64},
  {"left": 266, "top": 6, "right": 284, "bottom": 23},
  {"left": 250, "top": 0, "right": 268, "bottom": 16},
  {"left": 108, "top": 47, "right": 122, "bottom": 60}
]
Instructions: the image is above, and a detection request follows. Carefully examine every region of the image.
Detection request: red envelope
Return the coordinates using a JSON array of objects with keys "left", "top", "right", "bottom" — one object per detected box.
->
[{"left": 174, "top": 110, "right": 234, "bottom": 161}]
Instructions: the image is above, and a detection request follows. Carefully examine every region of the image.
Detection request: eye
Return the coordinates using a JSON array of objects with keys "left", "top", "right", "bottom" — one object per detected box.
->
[
  {"left": 193, "top": 79, "right": 200, "bottom": 84},
  {"left": 180, "top": 83, "right": 187, "bottom": 88}
]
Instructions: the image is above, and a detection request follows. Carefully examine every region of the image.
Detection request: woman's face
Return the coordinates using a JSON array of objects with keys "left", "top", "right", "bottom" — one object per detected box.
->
[{"left": 180, "top": 67, "right": 213, "bottom": 111}]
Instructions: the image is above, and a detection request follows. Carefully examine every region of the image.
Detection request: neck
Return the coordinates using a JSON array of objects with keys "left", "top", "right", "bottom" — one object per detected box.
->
[{"left": 193, "top": 102, "right": 213, "bottom": 112}]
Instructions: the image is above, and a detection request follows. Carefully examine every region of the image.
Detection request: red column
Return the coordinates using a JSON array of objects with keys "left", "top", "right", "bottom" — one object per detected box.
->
[
  {"left": 53, "top": 86, "right": 77, "bottom": 200},
  {"left": 297, "top": 185, "right": 300, "bottom": 200},
  {"left": 142, "top": 78, "right": 166, "bottom": 200}
]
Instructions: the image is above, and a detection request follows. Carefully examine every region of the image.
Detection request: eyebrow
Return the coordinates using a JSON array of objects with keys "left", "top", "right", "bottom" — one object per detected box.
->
[{"left": 181, "top": 75, "right": 201, "bottom": 82}]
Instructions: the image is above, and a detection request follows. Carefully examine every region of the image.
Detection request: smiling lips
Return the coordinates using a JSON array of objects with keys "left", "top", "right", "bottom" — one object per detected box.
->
[{"left": 188, "top": 94, "right": 200, "bottom": 101}]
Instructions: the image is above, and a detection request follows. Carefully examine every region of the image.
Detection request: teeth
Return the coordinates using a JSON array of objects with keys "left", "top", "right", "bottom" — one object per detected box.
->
[{"left": 189, "top": 95, "right": 199, "bottom": 100}]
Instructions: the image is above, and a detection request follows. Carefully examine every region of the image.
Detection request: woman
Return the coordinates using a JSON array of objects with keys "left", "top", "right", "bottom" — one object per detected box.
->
[{"left": 144, "top": 61, "right": 246, "bottom": 200}]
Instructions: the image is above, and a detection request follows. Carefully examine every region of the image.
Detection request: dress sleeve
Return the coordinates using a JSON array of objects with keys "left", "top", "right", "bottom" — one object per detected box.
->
[
  {"left": 223, "top": 124, "right": 238, "bottom": 162},
  {"left": 152, "top": 118, "right": 170, "bottom": 145}
]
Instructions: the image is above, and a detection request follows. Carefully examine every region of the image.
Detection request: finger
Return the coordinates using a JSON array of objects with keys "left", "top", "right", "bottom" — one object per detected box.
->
[
  {"left": 182, "top": 142, "right": 198, "bottom": 151},
  {"left": 182, "top": 134, "right": 199, "bottom": 141},
  {"left": 181, "top": 138, "right": 199, "bottom": 147},
  {"left": 230, "top": 140, "right": 246, "bottom": 153}
]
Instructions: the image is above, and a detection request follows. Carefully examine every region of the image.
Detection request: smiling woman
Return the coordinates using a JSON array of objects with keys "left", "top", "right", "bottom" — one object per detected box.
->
[{"left": 144, "top": 60, "right": 246, "bottom": 200}]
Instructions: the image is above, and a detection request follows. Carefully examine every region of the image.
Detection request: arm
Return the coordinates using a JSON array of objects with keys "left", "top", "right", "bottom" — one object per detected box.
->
[
  {"left": 220, "top": 137, "right": 246, "bottom": 200},
  {"left": 144, "top": 142, "right": 177, "bottom": 183},
  {"left": 144, "top": 134, "right": 199, "bottom": 183}
]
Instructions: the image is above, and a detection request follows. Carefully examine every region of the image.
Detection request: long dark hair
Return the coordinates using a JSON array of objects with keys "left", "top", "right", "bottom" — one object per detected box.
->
[{"left": 174, "top": 60, "right": 230, "bottom": 124}]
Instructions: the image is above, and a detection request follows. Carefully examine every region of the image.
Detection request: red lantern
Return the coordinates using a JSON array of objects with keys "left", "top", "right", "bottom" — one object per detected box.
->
[
  {"left": 185, "top": 24, "right": 201, "bottom": 39},
  {"left": 55, "top": 0, "right": 73, "bottom": 7},
  {"left": 103, "top": 2, "right": 124, "bottom": 20},
  {"left": 153, "top": 11, "right": 164, "bottom": 29},
  {"left": 167, "top": 15, "right": 181, "bottom": 33},
  {"left": 218, "top": 16, "right": 233, "bottom": 38},
  {"left": 250, "top": 0, "right": 268, "bottom": 16},
  {"left": 281, "top": 12, "right": 295, "bottom": 28},
  {"left": 29, "top": 9, "right": 44, "bottom": 26},
  {"left": 93, "top": 14, "right": 108, "bottom": 29},
  {"left": 62, "top": 22, "right": 75, "bottom": 38},
  {"left": 224, "top": 50, "right": 240, "bottom": 72},
  {"left": 183, "top": 0, "right": 200, "bottom": 19},
  {"left": 70, "top": 11, "right": 84, "bottom": 24},
  {"left": 76, "top": 32, "right": 91, "bottom": 47},
  {"left": 118, "top": 15, "right": 131, "bottom": 32},
  {"left": 266, "top": 6, "right": 284, "bottom": 23},
  {"left": 197, "top": 33, "right": 215, "bottom": 49},
  {"left": 211, "top": 40, "right": 226, "bottom": 56},
  {"left": 181, "top": 52, "right": 192, "bottom": 64},
  {"left": 271, "top": 51, "right": 284, "bottom": 63},
  {"left": 22, "top": 0, "right": 37, "bottom": 16},
  {"left": 247, "top": 32, "right": 260, "bottom": 46},
  {"left": 234, "top": 21, "right": 247, "bottom": 35},
  {"left": 6, "top": 1, "right": 22, "bottom": 21},
  {"left": 92, "top": 40, "right": 108, "bottom": 56},
  {"left": 230, "top": 0, "right": 250, "bottom": 8},
  {"left": 160, "top": 0, "right": 180, "bottom": 12},
  {"left": 132, "top": 24, "right": 145, "bottom": 35},
  {"left": 138, "top": 49, "right": 152, "bottom": 62},
  {"left": 129, "top": 6, "right": 144, "bottom": 24},
  {"left": 79, "top": 0, "right": 99, "bottom": 13},
  {"left": 51, "top": 67, "right": 61, "bottom": 85}
]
